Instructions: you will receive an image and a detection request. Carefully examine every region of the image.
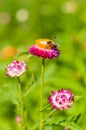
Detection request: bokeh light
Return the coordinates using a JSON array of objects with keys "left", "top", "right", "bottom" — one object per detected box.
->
[
  {"left": 61, "top": 1, "right": 77, "bottom": 14},
  {"left": 0, "top": 12, "right": 10, "bottom": 25},
  {"left": 16, "top": 9, "right": 29, "bottom": 22},
  {"left": 1, "top": 46, "right": 17, "bottom": 59}
]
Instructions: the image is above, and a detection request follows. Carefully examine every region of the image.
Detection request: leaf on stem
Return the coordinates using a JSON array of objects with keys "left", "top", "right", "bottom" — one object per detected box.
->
[
  {"left": 45, "top": 117, "right": 83, "bottom": 130},
  {"left": 40, "top": 104, "right": 51, "bottom": 112},
  {"left": 17, "top": 51, "right": 28, "bottom": 57},
  {"left": 74, "top": 95, "right": 85, "bottom": 101},
  {"left": 60, "top": 121, "right": 83, "bottom": 130}
]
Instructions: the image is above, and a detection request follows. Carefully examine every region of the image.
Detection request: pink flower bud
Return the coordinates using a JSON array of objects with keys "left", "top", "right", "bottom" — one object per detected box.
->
[
  {"left": 16, "top": 115, "right": 22, "bottom": 123},
  {"left": 6, "top": 60, "right": 28, "bottom": 77}
]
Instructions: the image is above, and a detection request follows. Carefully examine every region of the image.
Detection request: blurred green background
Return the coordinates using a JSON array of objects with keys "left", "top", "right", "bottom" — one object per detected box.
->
[{"left": 0, "top": 0, "right": 86, "bottom": 130}]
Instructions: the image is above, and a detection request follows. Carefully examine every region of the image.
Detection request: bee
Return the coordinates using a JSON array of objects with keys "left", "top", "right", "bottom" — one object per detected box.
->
[{"left": 35, "top": 39, "right": 56, "bottom": 49}]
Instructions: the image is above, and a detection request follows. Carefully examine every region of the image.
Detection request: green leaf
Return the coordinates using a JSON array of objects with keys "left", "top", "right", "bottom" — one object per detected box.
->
[
  {"left": 45, "top": 117, "right": 83, "bottom": 130},
  {"left": 40, "top": 104, "right": 51, "bottom": 112},
  {"left": 9, "top": 96, "right": 19, "bottom": 106},
  {"left": 17, "top": 51, "right": 28, "bottom": 56},
  {"left": 74, "top": 95, "right": 86, "bottom": 101},
  {"left": 60, "top": 121, "right": 83, "bottom": 130},
  {"left": 45, "top": 116, "right": 65, "bottom": 125},
  {"left": 15, "top": 51, "right": 32, "bottom": 59}
]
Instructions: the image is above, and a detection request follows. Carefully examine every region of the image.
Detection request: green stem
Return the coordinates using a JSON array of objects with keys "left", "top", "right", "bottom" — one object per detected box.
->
[
  {"left": 45, "top": 109, "right": 56, "bottom": 121},
  {"left": 39, "top": 109, "right": 56, "bottom": 129},
  {"left": 33, "top": 109, "right": 56, "bottom": 130},
  {"left": 39, "top": 59, "right": 45, "bottom": 130},
  {"left": 24, "top": 67, "right": 35, "bottom": 97},
  {"left": 17, "top": 77, "right": 25, "bottom": 130},
  {"left": 40, "top": 104, "right": 51, "bottom": 112}
]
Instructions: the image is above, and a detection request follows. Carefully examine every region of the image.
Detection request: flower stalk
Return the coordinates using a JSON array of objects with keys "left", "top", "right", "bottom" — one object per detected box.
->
[
  {"left": 45, "top": 109, "right": 56, "bottom": 121},
  {"left": 39, "top": 59, "right": 45, "bottom": 130},
  {"left": 17, "top": 77, "right": 25, "bottom": 130}
]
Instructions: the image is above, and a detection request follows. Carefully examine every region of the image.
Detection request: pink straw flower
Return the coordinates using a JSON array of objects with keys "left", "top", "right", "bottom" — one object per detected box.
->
[
  {"left": 15, "top": 115, "right": 22, "bottom": 123},
  {"left": 48, "top": 89, "right": 74, "bottom": 110},
  {"left": 6, "top": 60, "right": 28, "bottom": 77},
  {"left": 29, "top": 39, "right": 60, "bottom": 59}
]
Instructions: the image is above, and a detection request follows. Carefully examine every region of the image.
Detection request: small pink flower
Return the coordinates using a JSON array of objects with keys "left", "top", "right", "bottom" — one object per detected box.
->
[
  {"left": 48, "top": 89, "right": 74, "bottom": 110},
  {"left": 6, "top": 60, "right": 28, "bottom": 77},
  {"left": 29, "top": 39, "right": 60, "bottom": 59},
  {"left": 16, "top": 115, "right": 22, "bottom": 123}
]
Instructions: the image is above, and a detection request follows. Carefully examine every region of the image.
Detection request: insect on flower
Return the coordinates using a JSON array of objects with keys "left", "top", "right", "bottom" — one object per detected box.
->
[{"left": 29, "top": 39, "right": 60, "bottom": 59}]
